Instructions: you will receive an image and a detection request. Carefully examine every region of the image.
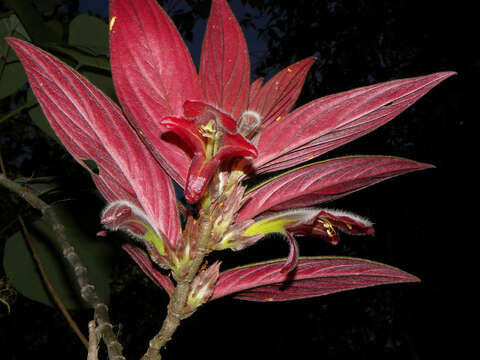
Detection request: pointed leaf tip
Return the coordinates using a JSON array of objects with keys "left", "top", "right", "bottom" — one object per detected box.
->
[
  {"left": 255, "top": 72, "right": 455, "bottom": 173},
  {"left": 110, "top": 0, "right": 202, "bottom": 187},
  {"left": 239, "top": 156, "right": 434, "bottom": 221},
  {"left": 8, "top": 38, "right": 180, "bottom": 246},
  {"left": 200, "top": 0, "right": 250, "bottom": 119},
  {"left": 250, "top": 57, "right": 316, "bottom": 126}
]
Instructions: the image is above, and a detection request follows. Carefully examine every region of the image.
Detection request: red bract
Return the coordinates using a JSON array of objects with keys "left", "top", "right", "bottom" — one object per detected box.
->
[{"left": 9, "top": 0, "right": 454, "bottom": 304}]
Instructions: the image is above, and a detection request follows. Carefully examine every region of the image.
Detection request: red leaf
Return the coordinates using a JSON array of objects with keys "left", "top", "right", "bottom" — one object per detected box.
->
[
  {"left": 8, "top": 38, "right": 181, "bottom": 246},
  {"left": 110, "top": 0, "right": 203, "bottom": 187},
  {"left": 122, "top": 243, "right": 174, "bottom": 296},
  {"left": 249, "top": 77, "right": 264, "bottom": 105},
  {"left": 249, "top": 57, "right": 315, "bottom": 126},
  {"left": 200, "top": 0, "right": 250, "bottom": 119},
  {"left": 238, "top": 156, "right": 432, "bottom": 221},
  {"left": 212, "top": 257, "right": 419, "bottom": 302},
  {"left": 254, "top": 72, "right": 455, "bottom": 173}
]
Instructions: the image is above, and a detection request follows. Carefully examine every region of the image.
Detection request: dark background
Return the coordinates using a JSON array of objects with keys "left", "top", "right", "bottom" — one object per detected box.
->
[{"left": 0, "top": 0, "right": 474, "bottom": 359}]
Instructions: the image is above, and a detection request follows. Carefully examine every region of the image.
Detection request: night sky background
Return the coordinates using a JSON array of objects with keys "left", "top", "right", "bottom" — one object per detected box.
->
[{"left": 0, "top": 0, "right": 474, "bottom": 359}]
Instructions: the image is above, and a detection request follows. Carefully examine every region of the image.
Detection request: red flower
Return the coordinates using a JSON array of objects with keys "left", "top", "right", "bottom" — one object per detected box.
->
[{"left": 160, "top": 101, "right": 257, "bottom": 203}]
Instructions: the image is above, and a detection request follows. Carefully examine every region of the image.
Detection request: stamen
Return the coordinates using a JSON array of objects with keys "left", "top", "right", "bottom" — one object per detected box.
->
[
  {"left": 318, "top": 218, "right": 337, "bottom": 238},
  {"left": 199, "top": 120, "right": 217, "bottom": 138}
]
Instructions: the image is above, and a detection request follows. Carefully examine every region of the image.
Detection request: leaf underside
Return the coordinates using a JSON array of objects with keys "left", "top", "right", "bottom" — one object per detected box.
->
[{"left": 212, "top": 257, "right": 419, "bottom": 302}]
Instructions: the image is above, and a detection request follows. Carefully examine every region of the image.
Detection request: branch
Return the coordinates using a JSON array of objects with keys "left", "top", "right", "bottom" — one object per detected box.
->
[
  {"left": 87, "top": 320, "right": 100, "bottom": 360},
  {"left": 0, "top": 173, "right": 125, "bottom": 360}
]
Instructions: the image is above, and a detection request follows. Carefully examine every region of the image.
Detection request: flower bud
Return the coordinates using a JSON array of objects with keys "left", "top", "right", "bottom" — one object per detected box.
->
[
  {"left": 186, "top": 261, "right": 221, "bottom": 310},
  {"left": 237, "top": 110, "right": 261, "bottom": 138}
]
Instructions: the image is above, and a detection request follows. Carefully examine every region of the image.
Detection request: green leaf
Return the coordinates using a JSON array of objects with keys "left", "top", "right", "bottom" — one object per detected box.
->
[
  {"left": 3, "top": 201, "right": 118, "bottom": 309},
  {"left": 69, "top": 14, "right": 109, "bottom": 55},
  {"left": 43, "top": 44, "right": 110, "bottom": 71},
  {"left": 5, "top": 0, "right": 61, "bottom": 43},
  {"left": 33, "top": 0, "right": 60, "bottom": 16},
  {"left": 0, "top": 14, "right": 30, "bottom": 98},
  {"left": 0, "top": 95, "right": 36, "bottom": 124},
  {"left": 37, "top": 14, "right": 111, "bottom": 72}
]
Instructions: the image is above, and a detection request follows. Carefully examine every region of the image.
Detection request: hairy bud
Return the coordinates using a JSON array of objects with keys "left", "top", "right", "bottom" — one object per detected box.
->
[
  {"left": 237, "top": 110, "right": 261, "bottom": 138},
  {"left": 186, "top": 261, "right": 221, "bottom": 310}
]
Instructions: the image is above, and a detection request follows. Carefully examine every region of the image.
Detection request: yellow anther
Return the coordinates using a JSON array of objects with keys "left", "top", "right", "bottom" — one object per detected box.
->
[
  {"left": 264, "top": 298, "right": 274, "bottom": 302},
  {"left": 319, "top": 218, "right": 336, "bottom": 238},
  {"left": 109, "top": 16, "right": 117, "bottom": 31},
  {"left": 275, "top": 116, "right": 282, "bottom": 121},
  {"left": 346, "top": 223, "right": 353, "bottom": 230},
  {"left": 199, "top": 120, "right": 217, "bottom": 138},
  {"left": 287, "top": 68, "right": 292, "bottom": 73}
]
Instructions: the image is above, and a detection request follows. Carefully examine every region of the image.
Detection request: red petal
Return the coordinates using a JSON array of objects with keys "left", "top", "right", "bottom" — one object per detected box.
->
[
  {"left": 160, "top": 116, "right": 206, "bottom": 156},
  {"left": 110, "top": 0, "right": 203, "bottom": 187},
  {"left": 238, "top": 156, "right": 432, "bottom": 221},
  {"left": 122, "top": 243, "right": 174, "bottom": 296},
  {"left": 8, "top": 38, "right": 181, "bottom": 246},
  {"left": 250, "top": 57, "right": 315, "bottom": 126},
  {"left": 217, "top": 133, "right": 258, "bottom": 161},
  {"left": 184, "top": 100, "right": 236, "bottom": 132},
  {"left": 185, "top": 155, "right": 219, "bottom": 203},
  {"left": 200, "top": 0, "right": 250, "bottom": 119},
  {"left": 184, "top": 131, "right": 257, "bottom": 203},
  {"left": 211, "top": 257, "right": 419, "bottom": 302},
  {"left": 254, "top": 72, "right": 455, "bottom": 173}
]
